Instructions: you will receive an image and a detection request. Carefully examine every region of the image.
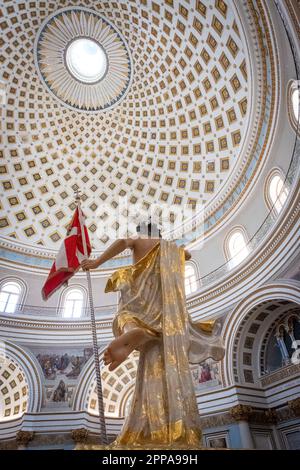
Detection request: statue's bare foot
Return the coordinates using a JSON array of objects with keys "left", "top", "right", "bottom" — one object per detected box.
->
[{"left": 103, "top": 328, "right": 150, "bottom": 371}]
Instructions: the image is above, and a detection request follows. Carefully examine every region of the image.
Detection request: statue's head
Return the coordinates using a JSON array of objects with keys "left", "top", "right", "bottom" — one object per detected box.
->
[{"left": 136, "top": 218, "right": 162, "bottom": 238}]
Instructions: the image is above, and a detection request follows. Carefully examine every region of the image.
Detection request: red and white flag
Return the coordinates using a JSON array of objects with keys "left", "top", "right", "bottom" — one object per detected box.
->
[{"left": 42, "top": 205, "right": 91, "bottom": 300}]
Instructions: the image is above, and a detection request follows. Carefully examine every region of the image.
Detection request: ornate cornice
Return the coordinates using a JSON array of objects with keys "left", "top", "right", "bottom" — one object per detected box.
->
[
  {"left": 71, "top": 428, "right": 89, "bottom": 444},
  {"left": 260, "top": 363, "right": 300, "bottom": 387},
  {"left": 201, "top": 406, "right": 280, "bottom": 428},
  {"left": 288, "top": 397, "right": 300, "bottom": 417},
  {"left": 229, "top": 404, "right": 253, "bottom": 422},
  {"left": 0, "top": 315, "right": 112, "bottom": 331},
  {"left": 16, "top": 430, "right": 35, "bottom": 446}
]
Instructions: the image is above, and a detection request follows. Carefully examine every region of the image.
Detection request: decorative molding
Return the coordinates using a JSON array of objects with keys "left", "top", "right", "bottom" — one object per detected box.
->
[
  {"left": 288, "top": 397, "right": 300, "bottom": 417},
  {"left": 229, "top": 404, "right": 253, "bottom": 422},
  {"left": 0, "top": 315, "right": 112, "bottom": 331},
  {"left": 261, "top": 409, "right": 278, "bottom": 424},
  {"left": 260, "top": 354, "right": 300, "bottom": 388},
  {"left": 16, "top": 430, "right": 35, "bottom": 446},
  {"left": 201, "top": 406, "right": 280, "bottom": 428},
  {"left": 34, "top": 7, "right": 133, "bottom": 112},
  {"left": 71, "top": 428, "right": 89, "bottom": 443}
]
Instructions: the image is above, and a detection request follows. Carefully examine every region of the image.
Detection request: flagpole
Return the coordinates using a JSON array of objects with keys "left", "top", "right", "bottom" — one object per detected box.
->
[
  {"left": 86, "top": 270, "right": 108, "bottom": 445},
  {"left": 76, "top": 194, "right": 108, "bottom": 445}
]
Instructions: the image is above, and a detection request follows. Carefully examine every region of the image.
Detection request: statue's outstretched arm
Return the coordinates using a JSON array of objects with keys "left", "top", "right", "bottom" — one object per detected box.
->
[{"left": 81, "top": 238, "right": 134, "bottom": 270}]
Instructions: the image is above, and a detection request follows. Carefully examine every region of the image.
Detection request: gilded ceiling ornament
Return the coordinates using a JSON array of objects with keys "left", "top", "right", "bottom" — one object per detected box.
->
[{"left": 34, "top": 7, "right": 133, "bottom": 112}]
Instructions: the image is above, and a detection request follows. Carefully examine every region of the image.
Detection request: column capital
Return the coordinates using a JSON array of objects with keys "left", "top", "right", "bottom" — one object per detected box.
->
[
  {"left": 230, "top": 404, "right": 253, "bottom": 422},
  {"left": 262, "top": 408, "right": 278, "bottom": 424},
  {"left": 288, "top": 398, "right": 300, "bottom": 417},
  {"left": 16, "top": 430, "right": 35, "bottom": 446},
  {"left": 71, "top": 428, "right": 89, "bottom": 443}
]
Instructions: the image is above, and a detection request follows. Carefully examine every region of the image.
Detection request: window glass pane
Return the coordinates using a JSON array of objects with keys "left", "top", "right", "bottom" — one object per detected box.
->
[
  {"left": 190, "top": 276, "right": 197, "bottom": 293},
  {"left": 185, "top": 265, "right": 194, "bottom": 276},
  {"left": 0, "top": 293, "right": 9, "bottom": 312},
  {"left": 234, "top": 246, "right": 249, "bottom": 266},
  {"left": 229, "top": 233, "right": 242, "bottom": 254},
  {"left": 5, "top": 293, "right": 19, "bottom": 313},
  {"left": 274, "top": 199, "right": 282, "bottom": 213},
  {"left": 231, "top": 233, "right": 243, "bottom": 252},
  {"left": 278, "top": 187, "right": 288, "bottom": 206},
  {"left": 63, "top": 299, "right": 73, "bottom": 318},
  {"left": 269, "top": 175, "right": 280, "bottom": 205},
  {"left": 228, "top": 231, "right": 249, "bottom": 268},
  {"left": 73, "top": 300, "right": 83, "bottom": 318},
  {"left": 3, "top": 283, "right": 21, "bottom": 294},
  {"left": 67, "top": 290, "right": 83, "bottom": 301},
  {"left": 292, "top": 88, "right": 299, "bottom": 123},
  {"left": 63, "top": 290, "right": 84, "bottom": 318},
  {"left": 275, "top": 176, "right": 283, "bottom": 197},
  {"left": 269, "top": 174, "right": 288, "bottom": 214},
  {"left": 185, "top": 265, "right": 197, "bottom": 294},
  {"left": 0, "top": 283, "right": 21, "bottom": 313}
]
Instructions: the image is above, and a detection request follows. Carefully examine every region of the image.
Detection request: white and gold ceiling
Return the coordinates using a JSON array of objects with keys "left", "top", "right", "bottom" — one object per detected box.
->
[{"left": 0, "top": 0, "right": 278, "bottom": 266}]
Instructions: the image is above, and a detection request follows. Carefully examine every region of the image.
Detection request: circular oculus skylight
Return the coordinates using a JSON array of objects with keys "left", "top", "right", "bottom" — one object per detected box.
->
[
  {"left": 65, "top": 38, "right": 107, "bottom": 84},
  {"left": 34, "top": 7, "right": 132, "bottom": 112}
]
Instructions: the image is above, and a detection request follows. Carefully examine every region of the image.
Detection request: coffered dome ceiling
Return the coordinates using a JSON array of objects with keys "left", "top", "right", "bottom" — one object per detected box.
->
[
  {"left": 0, "top": 0, "right": 278, "bottom": 262},
  {"left": 0, "top": 355, "right": 28, "bottom": 421},
  {"left": 35, "top": 7, "right": 133, "bottom": 112}
]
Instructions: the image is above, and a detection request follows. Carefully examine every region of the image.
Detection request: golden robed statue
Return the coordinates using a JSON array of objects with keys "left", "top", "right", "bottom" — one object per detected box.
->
[{"left": 81, "top": 225, "right": 225, "bottom": 450}]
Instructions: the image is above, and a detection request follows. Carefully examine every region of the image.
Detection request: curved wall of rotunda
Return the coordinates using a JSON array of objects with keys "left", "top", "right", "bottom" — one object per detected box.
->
[{"left": 0, "top": 0, "right": 299, "bottom": 451}]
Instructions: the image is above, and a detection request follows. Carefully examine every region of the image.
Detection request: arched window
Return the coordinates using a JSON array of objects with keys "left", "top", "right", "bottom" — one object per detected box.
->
[
  {"left": 185, "top": 264, "right": 197, "bottom": 295},
  {"left": 287, "top": 79, "right": 299, "bottom": 133},
  {"left": 0, "top": 281, "right": 21, "bottom": 313},
  {"left": 225, "top": 228, "right": 250, "bottom": 269},
  {"left": 269, "top": 174, "right": 288, "bottom": 213},
  {"left": 292, "top": 87, "right": 299, "bottom": 124},
  {"left": 63, "top": 288, "right": 84, "bottom": 318},
  {"left": 265, "top": 169, "right": 289, "bottom": 214}
]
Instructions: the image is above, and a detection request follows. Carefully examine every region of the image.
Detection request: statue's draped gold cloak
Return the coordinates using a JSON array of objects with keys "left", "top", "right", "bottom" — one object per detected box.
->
[{"left": 104, "top": 239, "right": 225, "bottom": 449}]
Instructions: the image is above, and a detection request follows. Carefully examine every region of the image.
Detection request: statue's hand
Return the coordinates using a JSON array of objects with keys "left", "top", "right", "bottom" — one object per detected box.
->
[{"left": 81, "top": 259, "right": 99, "bottom": 271}]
